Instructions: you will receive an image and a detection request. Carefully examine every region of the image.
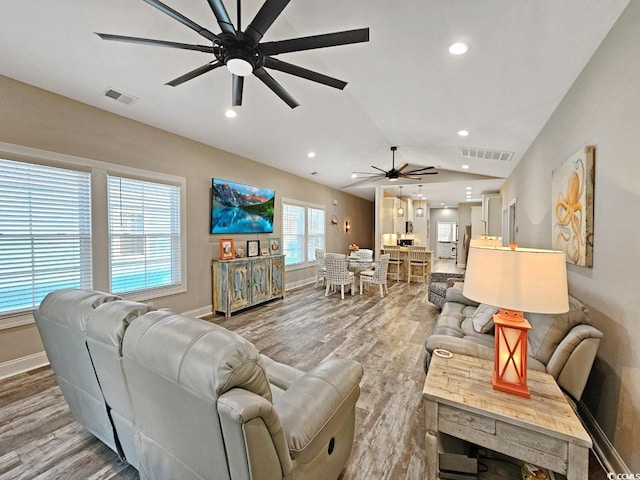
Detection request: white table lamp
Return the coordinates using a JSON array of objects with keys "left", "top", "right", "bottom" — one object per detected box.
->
[{"left": 463, "top": 245, "right": 569, "bottom": 397}]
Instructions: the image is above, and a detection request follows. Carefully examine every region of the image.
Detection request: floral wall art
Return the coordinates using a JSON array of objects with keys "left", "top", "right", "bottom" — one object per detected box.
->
[{"left": 551, "top": 145, "right": 595, "bottom": 267}]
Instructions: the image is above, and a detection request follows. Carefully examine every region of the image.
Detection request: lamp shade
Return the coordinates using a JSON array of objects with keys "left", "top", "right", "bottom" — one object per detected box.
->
[{"left": 463, "top": 246, "right": 569, "bottom": 314}]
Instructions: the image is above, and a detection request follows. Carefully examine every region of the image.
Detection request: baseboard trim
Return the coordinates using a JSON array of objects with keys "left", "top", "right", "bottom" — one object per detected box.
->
[
  {"left": 0, "top": 351, "right": 49, "bottom": 381},
  {"left": 285, "top": 277, "right": 316, "bottom": 291},
  {"left": 182, "top": 304, "right": 213, "bottom": 319},
  {"left": 578, "top": 400, "right": 630, "bottom": 474}
]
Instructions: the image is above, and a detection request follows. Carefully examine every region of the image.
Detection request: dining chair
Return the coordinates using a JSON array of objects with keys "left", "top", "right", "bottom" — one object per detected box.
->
[
  {"left": 407, "top": 246, "right": 431, "bottom": 283},
  {"left": 315, "top": 248, "right": 327, "bottom": 287},
  {"left": 324, "top": 253, "right": 355, "bottom": 299},
  {"left": 360, "top": 254, "right": 390, "bottom": 298},
  {"left": 355, "top": 248, "right": 374, "bottom": 261},
  {"left": 384, "top": 245, "right": 402, "bottom": 282}
]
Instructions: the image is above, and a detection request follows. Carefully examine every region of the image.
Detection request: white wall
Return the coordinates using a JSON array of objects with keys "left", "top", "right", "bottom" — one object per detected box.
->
[{"left": 501, "top": 0, "right": 640, "bottom": 470}]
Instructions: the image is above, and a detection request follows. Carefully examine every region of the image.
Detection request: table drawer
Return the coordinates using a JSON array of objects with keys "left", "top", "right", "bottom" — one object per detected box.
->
[
  {"left": 497, "top": 421, "right": 568, "bottom": 458},
  {"left": 439, "top": 404, "right": 495, "bottom": 435}
]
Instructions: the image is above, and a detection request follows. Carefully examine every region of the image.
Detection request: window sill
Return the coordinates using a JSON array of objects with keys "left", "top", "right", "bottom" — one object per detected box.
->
[{"left": 0, "top": 284, "right": 187, "bottom": 331}]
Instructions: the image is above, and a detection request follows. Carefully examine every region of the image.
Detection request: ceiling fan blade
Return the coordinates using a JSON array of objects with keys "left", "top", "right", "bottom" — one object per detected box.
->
[
  {"left": 396, "top": 163, "right": 409, "bottom": 172},
  {"left": 143, "top": 0, "right": 218, "bottom": 41},
  {"left": 405, "top": 166, "right": 435, "bottom": 174},
  {"left": 232, "top": 74, "right": 244, "bottom": 106},
  {"left": 261, "top": 28, "right": 370, "bottom": 55},
  {"left": 95, "top": 33, "right": 214, "bottom": 53},
  {"left": 166, "top": 60, "right": 223, "bottom": 87},
  {"left": 206, "top": 0, "right": 236, "bottom": 35},
  {"left": 253, "top": 67, "right": 299, "bottom": 108},
  {"left": 263, "top": 57, "right": 347, "bottom": 90},
  {"left": 401, "top": 175, "right": 423, "bottom": 180},
  {"left": 244, "top": 0, "right": 290, "bottom": 47},
  {"left": 370, "top": 166, "right": 388, "bottom": 173}
]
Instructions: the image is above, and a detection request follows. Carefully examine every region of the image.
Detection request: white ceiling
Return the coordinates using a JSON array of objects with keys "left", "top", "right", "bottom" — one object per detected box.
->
[{"left": 0, "top": 0, "right": 628, "bottom": 206}]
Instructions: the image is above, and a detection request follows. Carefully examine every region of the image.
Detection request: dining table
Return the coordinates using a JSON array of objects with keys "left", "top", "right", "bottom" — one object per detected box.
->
[{"left": 346, "top": 255, "right": 375, "bottom": 278}]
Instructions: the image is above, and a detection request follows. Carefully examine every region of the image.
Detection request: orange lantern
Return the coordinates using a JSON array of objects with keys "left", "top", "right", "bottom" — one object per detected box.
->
[{"left": 492, "top": 309, "right": 532, "bottom": 398}]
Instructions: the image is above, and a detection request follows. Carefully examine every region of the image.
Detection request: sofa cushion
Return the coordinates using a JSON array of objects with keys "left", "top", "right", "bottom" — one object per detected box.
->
[
  {"left": 445, "top": 287, "right": 479, "bottom": 307},
  {"left": 527, "top": 307, "right": 590, "bottom": 365},
  {"left": 471, "top": 304, "right": 499, "bottom": 333}
]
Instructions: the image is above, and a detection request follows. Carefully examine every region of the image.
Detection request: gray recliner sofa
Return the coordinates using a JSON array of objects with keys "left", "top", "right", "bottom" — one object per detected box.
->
[
  {"left": 423, "top": 286, "right": 603, "bottom": 401},
  {"left": 35, "top": 288, "right": 363, "bottom": 480}
]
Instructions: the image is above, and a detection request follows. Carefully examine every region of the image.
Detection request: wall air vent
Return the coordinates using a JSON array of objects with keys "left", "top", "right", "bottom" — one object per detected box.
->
[
  {"left": 460, "top": 147, "right": 513, "bottom": 162},
  {"left": 104, "top": 87, "right": 137, "bottom": 105}
]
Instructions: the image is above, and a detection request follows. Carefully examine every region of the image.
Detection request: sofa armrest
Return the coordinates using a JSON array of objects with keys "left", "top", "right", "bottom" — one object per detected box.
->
[
  {"left": 546, "top": 324, "right": 603, "bottom": 401},
  {"left": 425, "top": 334, "right": 494, "bottom": 360},
  {"left": 218, "top": 388, "right": 293, "bottom": 480},
  {"left": 274, "top": 358, "right": 363, "bottom": 462}
]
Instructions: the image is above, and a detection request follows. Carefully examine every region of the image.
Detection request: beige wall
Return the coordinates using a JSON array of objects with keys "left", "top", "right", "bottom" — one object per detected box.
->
[
  {"left": 501, "top": 1, "right": 640, "bottom": 470},
  {"left": 0, "top": 75, "right": 373, "bottom": 366}
]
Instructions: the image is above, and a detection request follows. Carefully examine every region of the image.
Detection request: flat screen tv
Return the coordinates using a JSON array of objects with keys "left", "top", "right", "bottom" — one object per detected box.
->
[{"left": 211, "top": 178, "right": 275, "bottom": 234}]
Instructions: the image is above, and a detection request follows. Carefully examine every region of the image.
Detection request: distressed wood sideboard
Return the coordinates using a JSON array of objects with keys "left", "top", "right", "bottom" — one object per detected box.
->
[{"left": 211, "top": 255, "right": 285, "bottom": 317}]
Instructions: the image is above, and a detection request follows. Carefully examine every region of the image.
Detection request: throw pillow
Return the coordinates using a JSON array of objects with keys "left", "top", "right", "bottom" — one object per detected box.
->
[{"left": 471, "top": 304, "right": 499, "bottom": 333}]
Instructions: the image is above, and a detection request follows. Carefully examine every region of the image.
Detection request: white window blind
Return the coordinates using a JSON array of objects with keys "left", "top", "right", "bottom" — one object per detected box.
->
[
  {"left": 108, "top": 176, "right": 181, "bottom": 295},
  {"left": 0, "top": 158, "right": 92, "bottom": 315},
  {"left": 282, "top": 201, "right": 325, "bottom": 266},
  {"left": 307, "top": 207, "right": 325, "bottom": 254},
  {"left": 283, "top": 203, "right": 304, "bottom": 265}
]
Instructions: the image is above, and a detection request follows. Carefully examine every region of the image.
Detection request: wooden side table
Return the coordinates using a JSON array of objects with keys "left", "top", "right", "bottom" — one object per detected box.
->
[{"left": 422, "top": 353, "right": 591, "bottom": 480}]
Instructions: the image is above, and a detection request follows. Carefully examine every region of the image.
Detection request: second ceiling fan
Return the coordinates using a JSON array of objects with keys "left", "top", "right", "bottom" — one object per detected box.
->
[
  {"left": 354, "top": 146, "right": 439, "bottom": 182},
  {"left": 97, "top": 0, "right": 370, "bottom": 108}
]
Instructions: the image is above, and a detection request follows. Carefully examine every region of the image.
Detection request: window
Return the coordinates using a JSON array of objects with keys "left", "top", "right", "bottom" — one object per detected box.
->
[
  {"left": 0, "top": 143, "right": 186, "bottom": 329},
  {"left": 108, "top": 176, "right": 181, "bottom": 295},
  {"left": 282, "top": 200, "right": 325, "bottom": 267},
  {"left": 0, "top": 158, "right": 92, "bottom": 315}
]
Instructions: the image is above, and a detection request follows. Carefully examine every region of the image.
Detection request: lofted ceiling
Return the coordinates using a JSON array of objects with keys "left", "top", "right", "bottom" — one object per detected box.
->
[{"left": 0, "top": 0, "right": 629, "bottom": 206}]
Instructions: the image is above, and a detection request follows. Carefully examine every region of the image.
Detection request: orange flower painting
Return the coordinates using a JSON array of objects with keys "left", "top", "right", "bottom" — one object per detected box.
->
[{"left": 551, "top": 146, "right": 595, "bottom": 267}]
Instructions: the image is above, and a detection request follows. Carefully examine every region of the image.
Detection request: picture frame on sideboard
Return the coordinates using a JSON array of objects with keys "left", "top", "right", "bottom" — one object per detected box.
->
[
  {"left": 247, "top": 240, "right": 260, "bottom": 257},
  {"left": 219, "top": 238, "right": 235, "bottom": 260}
]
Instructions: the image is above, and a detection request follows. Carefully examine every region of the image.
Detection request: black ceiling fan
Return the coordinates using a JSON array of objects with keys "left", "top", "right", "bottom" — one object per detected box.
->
[
  {"left": 354, "top": 146, "right": 439, "bottom": 182},
  {"left": 96, "top": 0, "right": 369, "bottom": 108}
]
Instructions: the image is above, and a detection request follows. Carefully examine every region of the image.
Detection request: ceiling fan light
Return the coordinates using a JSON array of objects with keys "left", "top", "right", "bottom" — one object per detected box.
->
[
  {"left": 449, "top": 42, "right": 469, "bottom": 55},
  {"left": 389, "top": 178, "right": 399, "bottom": 182},
  {"left": 227, "top": 58, "right": 253, "bottom": 76}
]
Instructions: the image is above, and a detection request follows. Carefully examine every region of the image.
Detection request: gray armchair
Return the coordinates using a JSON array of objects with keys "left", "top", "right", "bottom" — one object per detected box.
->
[{"left": 427, "top": 272, "right": 465, "bottom": 308}]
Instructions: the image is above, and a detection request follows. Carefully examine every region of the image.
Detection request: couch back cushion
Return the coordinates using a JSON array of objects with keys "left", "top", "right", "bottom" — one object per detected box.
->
[
  {"left": 527, "top": 295, "right": 590, "bottom": 365},
  {"left": 123, "top": 311, "right": 271, "bottom": 402}
]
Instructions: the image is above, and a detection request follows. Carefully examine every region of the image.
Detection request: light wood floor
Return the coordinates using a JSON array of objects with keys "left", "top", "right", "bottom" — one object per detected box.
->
[{"left": 0, "top": 272, "right": 606, "bottom": 479}]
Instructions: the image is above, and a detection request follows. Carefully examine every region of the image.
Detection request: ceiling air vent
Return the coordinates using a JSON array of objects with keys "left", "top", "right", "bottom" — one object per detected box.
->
[
  {"left": 460, "top": 147, "right": 513, "bottom": 162},
  {"left": 104, "top": 87, "right": 137, "bottom": 105}
]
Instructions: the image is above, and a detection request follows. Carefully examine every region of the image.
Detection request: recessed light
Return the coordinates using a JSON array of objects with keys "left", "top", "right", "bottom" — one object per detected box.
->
[
  {"left": 457, "top": 130, "right": 470, "bottom": 137},
  {"left": 351, "top": 173, "right": 357, "bottom": 179},
  {"left": 440, "top": 203, "right": 445, "bottom": 206},
  {"left": 449, "top": 42, "right": 469, "bottom": 55},
  {"left": 307, "top": 152, "right": 316, "bottom": 158},
  {"left": 225, "top": 109, "right": 237, "bottom": 118},
  {"left": 466, "top": 186, "right": 472, "bottom": 190},
  {"left": 462, "top": 164, "right": 470, "bottom": 169}
]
